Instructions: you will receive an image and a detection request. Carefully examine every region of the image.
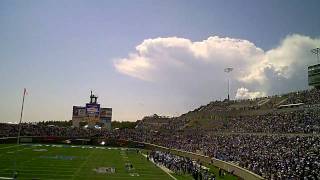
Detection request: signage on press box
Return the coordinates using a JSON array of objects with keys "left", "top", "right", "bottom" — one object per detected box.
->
[
  {"left": 86, "top": 104, "right": 100, "bottom": 115},
  {"left": 73, "top": 106, "right": 86, "bottom": 117}
]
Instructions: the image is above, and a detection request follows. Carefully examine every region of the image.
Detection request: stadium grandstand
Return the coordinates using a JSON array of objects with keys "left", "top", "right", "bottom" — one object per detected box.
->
[
  {"left": 2, "top": 0, "right": 320, "bottom": 179},
  {"left": 1, "top": 88, "right": 320, "bottom": 179}
]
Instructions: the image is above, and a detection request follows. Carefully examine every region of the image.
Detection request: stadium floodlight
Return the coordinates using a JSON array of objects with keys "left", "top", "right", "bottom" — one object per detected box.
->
[
  {"left": 224, "top": 67, "right": 233, "bottom": 101},
  {"left": 311, "top": 48, "right": 320, "bottom": 63}
]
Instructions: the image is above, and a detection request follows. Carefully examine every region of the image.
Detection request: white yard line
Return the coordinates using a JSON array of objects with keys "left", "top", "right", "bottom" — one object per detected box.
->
[
  {"left": 0, "top": 145, "right": 21, "bottom": 150},
  {"left": 71, "top": 149, "right": 95, "bottom": 180},
  {"left": 141, "top": 153, "right": 177, "bottom": 180},
  {"left": 156, "top": 164, "right": 178, "bottom": 180},
  {"left": 0, "top": 177, "right": 14, "bottom": 180}
]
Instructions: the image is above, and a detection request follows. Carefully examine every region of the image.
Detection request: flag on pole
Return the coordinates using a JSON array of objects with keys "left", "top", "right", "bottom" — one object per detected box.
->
[{"left": 24, "top": 88, "right": 28, "bottom": 96}]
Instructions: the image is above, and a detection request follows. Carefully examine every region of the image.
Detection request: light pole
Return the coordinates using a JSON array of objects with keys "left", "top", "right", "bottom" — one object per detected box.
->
[{"left": 224, "top": 67, "right": 233, "bottom": 101}]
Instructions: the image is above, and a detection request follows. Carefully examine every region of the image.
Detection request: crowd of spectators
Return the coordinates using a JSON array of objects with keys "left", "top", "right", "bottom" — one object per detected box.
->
[
  {"left": 286, "top": 88, "right": 320, "bottom": 105},
  {"left": 121, "top": 131, "right": 320, "bottom": 180},
  {"left": 149, "top": 151, "right": 216, "bottom": 180},
  {"left": 1, "top": 122, "right": 319, "bottom": 179},
  {"left": 1, "top": 88, "right": 320, "bottom": 179},
  {"left": 226, "top": 108, "right": 320, "bottom": 133},
  {"left": 0, "top": 123, "right": 109, "bottom": 138},
  {"left": 143, "top": 107, "right": 320, "bottom": 134}
]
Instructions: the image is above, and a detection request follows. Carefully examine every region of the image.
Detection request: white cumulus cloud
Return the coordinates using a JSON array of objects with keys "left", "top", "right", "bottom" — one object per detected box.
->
[
  {"left": 114, "top": 35, "right": 320, "bottom": 101},
  {"left": 235, "top": 87, "right": 266, "bottom": 99}
]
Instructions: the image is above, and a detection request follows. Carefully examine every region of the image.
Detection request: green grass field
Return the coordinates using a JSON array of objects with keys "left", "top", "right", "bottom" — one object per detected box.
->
[
  {"left": 0, "top": 144, "right": 236, "bottom": 180},
  {"left": 0, "top": 144, "right": 177, "bottom": 180}
]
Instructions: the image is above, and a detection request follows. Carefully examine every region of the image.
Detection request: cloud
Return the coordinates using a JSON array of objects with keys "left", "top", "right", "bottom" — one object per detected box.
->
[
  {"left": 240, "top": 35, "right": 320, "bottom": 94},
  {"left": 235, "top": 87, "right": 265, "bottom": 99},
  {"left": 114, "top": 35, "right": 320, "bottom": 101}
]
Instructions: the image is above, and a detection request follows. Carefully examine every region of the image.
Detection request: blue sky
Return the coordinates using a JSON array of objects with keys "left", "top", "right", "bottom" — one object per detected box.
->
[{"left": 1, "top": 0, "right": 320, "bottom": 122}]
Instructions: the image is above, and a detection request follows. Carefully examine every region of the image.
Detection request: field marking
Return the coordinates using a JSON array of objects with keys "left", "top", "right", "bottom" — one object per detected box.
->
[
  {"left": 141, "top": 153, "right": 177, "bottom": 180},
  {"left": 0, "top": 177, "right": 14, "bottom": 180},
  {"left": 0, "top": 169, "right": 75, "bottom": 173},
  {"left": 0, "top": 145, "right": 21, "bottom": 150},
  {"left": 1, "top": 145, "right": 179, "bottom": 179},
  {"left": 71, "top": 149, "right": 95, "bottom": 180},
  {"left": 0, "top": 146, "right": 34, "bottom": 174},
  {"left": 10, "top": 166, "right": 78, "bottom": 170}
]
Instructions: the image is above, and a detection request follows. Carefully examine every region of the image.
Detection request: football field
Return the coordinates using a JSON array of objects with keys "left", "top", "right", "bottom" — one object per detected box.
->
[{"left": 0, "top": 144, "right": 184, "bottom": 180}]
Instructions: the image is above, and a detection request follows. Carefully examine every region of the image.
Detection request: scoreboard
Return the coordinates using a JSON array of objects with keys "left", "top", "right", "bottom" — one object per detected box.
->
[{"left": 72, "top": 92, "right": 112, "bottom": 129}]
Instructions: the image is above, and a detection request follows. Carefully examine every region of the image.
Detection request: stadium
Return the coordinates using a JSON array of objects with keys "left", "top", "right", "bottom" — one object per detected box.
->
[
  {"left": 1, "top": 1, "right": 320, "bottom": 180},
  {"left": 1, "top": 40, "right": 320, "bottom": 180},
  {"left": 1, "top": 86, "right": 320, "bottom": 179}
]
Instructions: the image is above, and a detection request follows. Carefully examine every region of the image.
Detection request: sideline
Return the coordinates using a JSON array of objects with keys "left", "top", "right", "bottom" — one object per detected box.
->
[{"left": 141, "top": 153, "right": 177, "bottom": 180}]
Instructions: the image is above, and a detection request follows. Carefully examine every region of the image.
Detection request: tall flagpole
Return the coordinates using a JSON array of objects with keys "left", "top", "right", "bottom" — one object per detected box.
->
[
  {"left": 16, "top": 88, "right": 27, "bottom": 145},
  {"left": 13, "top": 88, "right": 27, "bottom": 178}
]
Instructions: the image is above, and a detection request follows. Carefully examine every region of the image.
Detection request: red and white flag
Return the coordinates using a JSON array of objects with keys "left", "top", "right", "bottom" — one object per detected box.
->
[{"left": 24, "top": 88, "right": 28, "bottom": 96}]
